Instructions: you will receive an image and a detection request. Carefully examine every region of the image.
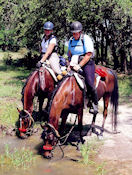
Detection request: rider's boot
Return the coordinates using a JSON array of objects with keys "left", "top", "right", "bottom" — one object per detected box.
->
[{"left": 89, "top": 88, "right": 98, "bottom": 115}]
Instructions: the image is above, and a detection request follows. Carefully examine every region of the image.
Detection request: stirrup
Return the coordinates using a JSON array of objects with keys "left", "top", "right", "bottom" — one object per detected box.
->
[{"left": 89, "top": 103, "right": 98, "bottom": 115}]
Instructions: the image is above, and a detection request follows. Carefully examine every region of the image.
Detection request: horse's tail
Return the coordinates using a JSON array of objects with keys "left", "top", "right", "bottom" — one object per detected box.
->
[{"left": 110, "top": 70, "right": 119, "bottom": 131}]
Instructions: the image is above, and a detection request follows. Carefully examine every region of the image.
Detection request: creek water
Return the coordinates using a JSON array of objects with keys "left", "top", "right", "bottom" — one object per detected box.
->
[{"left": 0, "top": 132, "right": 93, "bottom": 175}]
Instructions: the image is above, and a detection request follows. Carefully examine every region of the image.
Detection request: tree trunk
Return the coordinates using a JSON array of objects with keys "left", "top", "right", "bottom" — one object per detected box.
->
[
  {"left": 120, "top": 47, "right": 128, "bottom": 73},
  {"left": 110, "top": 42, "right": 119, "bottom": 69}
]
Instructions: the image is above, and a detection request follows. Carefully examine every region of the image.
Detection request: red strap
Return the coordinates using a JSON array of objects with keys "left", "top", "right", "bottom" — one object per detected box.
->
[
  {"left": 43, "top": 145, "right": 53, "bottom": 151},
  {"left": 95, "top": 68, "right": 107, "bottom": 77},
  {"left": 19, "top": 128, "right": 27, "bottom": 132}
]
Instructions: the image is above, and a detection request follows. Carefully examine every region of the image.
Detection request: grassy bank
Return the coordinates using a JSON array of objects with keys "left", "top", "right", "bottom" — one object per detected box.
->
[{"left": 0, "top": 51, "right": 31, "bottom": 127}]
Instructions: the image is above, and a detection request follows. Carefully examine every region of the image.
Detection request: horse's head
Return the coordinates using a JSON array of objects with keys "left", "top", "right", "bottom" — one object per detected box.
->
[
  {"left": 41, "top": 123, "right": 60, "bottom": 159},
  {"left": 17, "top": 108, "right": 34, "bottom": 139}
]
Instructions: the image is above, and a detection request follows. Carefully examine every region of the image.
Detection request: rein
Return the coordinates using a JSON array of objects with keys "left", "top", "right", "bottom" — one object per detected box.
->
[
  {"left": 59, "top": 115, "right": 77, "bottom": 146},
  {"left": 54, "top": 116, "right": 77, "bottom": 160}
]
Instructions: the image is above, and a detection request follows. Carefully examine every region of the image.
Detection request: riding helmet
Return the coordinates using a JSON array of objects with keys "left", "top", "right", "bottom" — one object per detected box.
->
[
  {"left": 70, "top": 21, "right": 83, "bottom": 33},
  {"left": 43, "top": 21, "right": 54, "bottom": 30}
]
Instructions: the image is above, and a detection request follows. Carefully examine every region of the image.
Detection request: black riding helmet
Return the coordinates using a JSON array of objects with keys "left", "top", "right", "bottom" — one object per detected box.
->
[{"left": 70, "top": 21, "right": 83, "bottom": 33}]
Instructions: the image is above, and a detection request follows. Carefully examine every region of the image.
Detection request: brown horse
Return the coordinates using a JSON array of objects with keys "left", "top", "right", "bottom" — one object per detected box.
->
[
  {"left": 41, "top": 65, "right": 119, "bottom": 158},
  {"left": 17, "top": 65, "right": 56, "bottom": 138}
]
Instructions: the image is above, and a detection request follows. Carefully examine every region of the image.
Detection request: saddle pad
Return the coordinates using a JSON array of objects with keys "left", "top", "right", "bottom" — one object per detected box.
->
[
  {"left": 73, "top": 73, "right": 84, "bottom": 89},
  {"left": 95, "top": 75, "right": 101, "bottom": 88},
  {"left": 74, "top": 73, "right": 101, "bottom": 89},
  {"left": 95, "top": 67, "right": 107, "bottom": 77},
  {"left": 43, "top": 64, "right": 58, "bottom": 82}
]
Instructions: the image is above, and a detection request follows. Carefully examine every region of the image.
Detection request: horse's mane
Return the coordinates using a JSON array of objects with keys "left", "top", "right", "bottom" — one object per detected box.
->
[
  {"left": 48, "top": 74, "right": 71, "bottom": 116},
  {"left": 21, "top": 69, "right": 38, "bottom": 104}
]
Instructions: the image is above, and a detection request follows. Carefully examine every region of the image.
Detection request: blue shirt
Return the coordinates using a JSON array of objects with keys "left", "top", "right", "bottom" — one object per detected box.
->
[{"left": 68, "top": 34, "right": 94, "bottom": 56}]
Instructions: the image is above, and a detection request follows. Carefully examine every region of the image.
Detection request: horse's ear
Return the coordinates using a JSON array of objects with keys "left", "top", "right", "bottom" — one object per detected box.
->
[
  {"left": 17, "top": 108, "right": 21, "bottom": 113},
  {"left": 40, "top": 124, "right": 45, "bottom": 129},
  {"left": 40, "top": 123, "right": 48, "bottom": 131}
]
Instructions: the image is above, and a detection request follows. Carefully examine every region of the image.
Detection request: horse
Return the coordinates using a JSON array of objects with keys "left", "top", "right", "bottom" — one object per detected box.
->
[
  {"left": 41, "top": 65, "right": 119, "bottom": 158},
  {"left": 17, "top": 64, "right": 56, "bottom": 138}
]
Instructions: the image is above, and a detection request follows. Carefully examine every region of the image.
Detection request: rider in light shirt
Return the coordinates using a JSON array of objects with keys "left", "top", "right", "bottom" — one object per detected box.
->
[
  {"left": 67, "top": 21, "right": 98, "bottom": 115},
  {"left": 36, "top": 21, "right": 66, "bottom": 80}
]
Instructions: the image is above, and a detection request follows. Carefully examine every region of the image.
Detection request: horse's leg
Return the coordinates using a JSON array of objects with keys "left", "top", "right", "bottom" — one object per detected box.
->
[
  {"left": 100, "top": 94, "right": 110, "bottom": 136},
  {"left": 59, "top": 112, "right": 69, "bottom": 136},
  {"left": 87, "top": 114, "right": 99, "bottom": 136},
  {"left": 38, "top": 95, "right": 44, "bottom": 121},
  {"left": 77, "top": 107, "right": 84, "bottom": 144}
]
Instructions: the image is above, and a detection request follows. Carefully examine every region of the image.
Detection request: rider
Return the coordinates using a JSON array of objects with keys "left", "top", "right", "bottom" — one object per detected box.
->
[
  {"left": 67, "top": 21, "right": 98, "bottom": 115},
  {"left": 36, "top": 21, "right": 66, "bottom": 80}
]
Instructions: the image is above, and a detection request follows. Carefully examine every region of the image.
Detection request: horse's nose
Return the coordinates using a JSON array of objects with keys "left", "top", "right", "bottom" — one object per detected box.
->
[
  {"left": 44, "top": 152, "right": 52, "bottom": 159},
  {"left": 20, "top": 132, "right": 28, "bottom": 139}
]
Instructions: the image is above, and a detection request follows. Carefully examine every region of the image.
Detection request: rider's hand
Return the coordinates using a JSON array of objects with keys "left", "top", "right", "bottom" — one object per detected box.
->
[
  {"left": 73, "top": 64, "right": 81, "bottom": 72},
  {"left": 36, "top": 61, "right": 42, "bottom": 68}
]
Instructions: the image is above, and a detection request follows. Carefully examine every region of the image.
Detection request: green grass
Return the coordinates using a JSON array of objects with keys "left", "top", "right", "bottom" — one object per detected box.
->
[
  {"left": 0, "top": 102, "right": 19, "bottom": 127},
  {"left": 0, "top": 144, "right": 36, "bottom": 169},
  {"left": 80, "top": 138, "right": 106, "bottom": 175},
  {"left": 0, "top": 51, "right": 32, "bottom": 126},
  {"left": 118, "top": 74, "right": 132, "bottom": 104},
  {"left": 0, "top": 63, "right": 30, "bottom": 98}
]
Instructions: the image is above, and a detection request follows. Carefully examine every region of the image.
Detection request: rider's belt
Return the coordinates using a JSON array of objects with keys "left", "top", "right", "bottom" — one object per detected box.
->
[{"left": 41, "top": 52, "right": 46, "bottom": 55}]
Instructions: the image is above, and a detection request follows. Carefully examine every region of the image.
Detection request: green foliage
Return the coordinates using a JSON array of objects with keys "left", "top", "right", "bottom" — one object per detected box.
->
[{"left": 0, "top": 0, "right": 131, "bottom": 69}]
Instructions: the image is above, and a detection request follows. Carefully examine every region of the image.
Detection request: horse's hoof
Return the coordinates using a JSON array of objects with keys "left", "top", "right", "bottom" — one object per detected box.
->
[
  {"left": 98, "top": 135, "right": 103, "bottom": 140},
  {"left": 113, "top": 130, "right": 121, "bottom": 134},
  {"left": 76, "top": 143, "right": 82, "bottom": 151},
  {"left": 87, "top": 132, "right": 92, "bottom": 136}
]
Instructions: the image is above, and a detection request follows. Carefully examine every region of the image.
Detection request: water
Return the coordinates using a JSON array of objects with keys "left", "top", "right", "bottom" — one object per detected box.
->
[{"left": 0, "top": 134, "right": 92, "bottom": 175}]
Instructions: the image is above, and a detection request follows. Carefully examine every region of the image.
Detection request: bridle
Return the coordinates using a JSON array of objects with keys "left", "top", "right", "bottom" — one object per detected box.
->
[
  {"left": 42, "top": 116, "right": 77, "bottom": 159},
  {"left": 19, "top": 110, "right": 34, "bottom": 135},
  {"left": 42, "top": 123, "right": 60, "bottom": 151}
]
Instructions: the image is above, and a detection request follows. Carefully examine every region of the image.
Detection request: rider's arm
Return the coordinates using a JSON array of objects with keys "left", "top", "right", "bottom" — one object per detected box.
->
[
  {"left": 40, "top": 43, "right": 55, "bottom": 62},
  {"left": 79, "top": 52, "right": 92, "bottom": 67}
]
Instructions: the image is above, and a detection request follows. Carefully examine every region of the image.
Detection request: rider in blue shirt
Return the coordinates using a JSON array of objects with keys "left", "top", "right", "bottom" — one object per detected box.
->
[{"left": 67, "top": 21, "right": 98, "bottom": 115}]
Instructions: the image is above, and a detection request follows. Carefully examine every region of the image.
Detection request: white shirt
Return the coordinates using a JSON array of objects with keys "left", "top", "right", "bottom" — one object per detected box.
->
[{"left": 41, "top": 36, "right": 57, "bottom": 53}]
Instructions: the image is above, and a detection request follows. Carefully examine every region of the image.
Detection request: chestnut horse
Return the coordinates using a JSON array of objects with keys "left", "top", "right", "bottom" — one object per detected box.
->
[
  {"left": 17, "top": 65, "right": 55, "bottom": 138},
  {"left": 41, "top": 65, "right": 119, "bottom": 158}
]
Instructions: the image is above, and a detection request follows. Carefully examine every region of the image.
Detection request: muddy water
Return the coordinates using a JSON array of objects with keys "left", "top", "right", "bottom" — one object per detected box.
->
[{"left": 0, "top": 134, "right": 94, "bottom": 175}]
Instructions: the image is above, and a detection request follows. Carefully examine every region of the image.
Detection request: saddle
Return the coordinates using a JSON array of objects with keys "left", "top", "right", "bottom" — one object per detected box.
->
[
  {"left": 41, "top": 62, "right": 58, "bottom": 82},
  {"left": 41, "top": 61, "right": 67, "bottom": 82}
]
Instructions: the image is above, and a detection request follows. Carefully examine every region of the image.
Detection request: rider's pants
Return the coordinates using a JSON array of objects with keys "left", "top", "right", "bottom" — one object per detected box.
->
[
  {"left": 41, "top": 52, "right": 62, "bottom": 75},
  {"left": 82, "top": 59, "right": 98, "bottom": 105}
]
